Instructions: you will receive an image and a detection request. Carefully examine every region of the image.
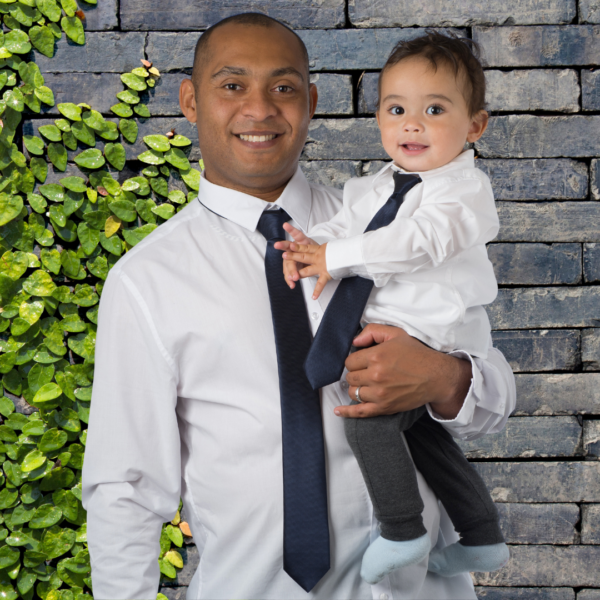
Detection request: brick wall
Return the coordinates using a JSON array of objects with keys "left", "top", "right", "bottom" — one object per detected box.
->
[{"left": 37, "top": 1, "right": 600, "bottom": 598}]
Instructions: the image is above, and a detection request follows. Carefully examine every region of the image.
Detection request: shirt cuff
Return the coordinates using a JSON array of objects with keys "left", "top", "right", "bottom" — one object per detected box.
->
[
  {"left": 325, "top": 237, "right": 365, "bottom": 280},
  {"left": 426, "top": 350, "right": 478, "bottom": 429}
]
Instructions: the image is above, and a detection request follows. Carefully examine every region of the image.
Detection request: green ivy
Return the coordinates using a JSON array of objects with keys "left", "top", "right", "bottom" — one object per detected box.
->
[{"left": 0, "top": 2, "right": 202, "bottom": 597}]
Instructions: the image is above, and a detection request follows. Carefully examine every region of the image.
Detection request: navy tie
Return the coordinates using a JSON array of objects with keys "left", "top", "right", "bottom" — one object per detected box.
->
[
  {"left": 256, "top": 209, "right": 330, "bottom": 592},
  {"left": 304, "top": 172, "right": 422, "bottom": 390}
]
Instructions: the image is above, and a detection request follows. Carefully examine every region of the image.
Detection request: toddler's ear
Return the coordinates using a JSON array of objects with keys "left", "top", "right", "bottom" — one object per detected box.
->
[{"left": 466, "top": 110, "right": 488, "bottom": 143}]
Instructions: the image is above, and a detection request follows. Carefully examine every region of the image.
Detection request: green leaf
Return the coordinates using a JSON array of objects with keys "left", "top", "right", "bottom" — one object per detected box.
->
[
  {"left": 151, "top": 203, "right": 174, "bottom": 220},
  {"left": 4, "top": 29, "right": 31, "bottom": 53},
  {"left": 99, "top": 230, "right": 122, "bottom": 255},
  {"left": 101, "top": 175, "right": 120, "bottom": 195},
  {"left": 29, "top": 24, "right": 55, "bottom": 58},
  {"left": 21, "top": 449, "right": 46, "bottom": 472},
  {"left": 86, "top": 253, "right": 107, "bottom": 279},
  {"left": 116, "top": 88, "right": 139, "bottom": 104},
  {"left": 133, "top": 103, "right": 150, "bottom": 118},
  {"left": 97, "top": 120, "right": 119, "bottom": 141},
  {"left": 109, "top": 199, "right": 136, "bottom": 222},
  {"left": 60, "top": 0, "right": 77, "bottom": 17},
  {"left": 121, "top": 178, "right": 139, "bottom": 192},
  {"left": 71, "top": 120, "right": 95, "bottom": 146},
  {"left": 23, "top": 269, "right": 56, "bottom": 296},
  {"left": 76, "top": 221, "right": 99, "bottom": 255},
  {"left": 47, "top": 142, "right": 67, "bottom": 171},
  {"left": 54, "top": 118, "right": 71, "bottom": 132},
  {"left": 0, "top": 193, "right": 23, "bottom": 226},
  {"left": 110, "top": 102, "right": 132, "bottom": 118},
  {"left": 38, "top": 124, "right": 62, "bottom": 142},
  {"left": 170, "top": 134, "right": 192, "bottom": 147},
  {"left": 29, "top": 504, "right": 62, "bottom": 529},
  {"left": 23, "top": 549, "right": 47, "bottom": 568},
  {"left": 119, "top": 118, "right": 138, "bottom": 144},
  {"left": 0, "top": 545, "right": 19, "bottom": 569},
  {"left": 5, "top": 87, "right": 23, "bottom": 111},
  {"left": 142, "top": 165, "right": 159, "bottom": 177},
  {"left": 83, "top": 208, "right": 109, "bottom": 230},
  {"left": 71, "top": 284, "right": 98, "bottom": 307},
  {"left": 61, "top": 15, "right": 84, "bottom": 44},
  {"left": 82, "top": 109, "right": 105, "bottom": 131},
  {"left": 165, "top": 147, "right": 190, "bottom": 170},
  {"left": 23, "top": 134, "right": 44, "bottom": 156},
  {"left": 19, "top": 298, "right": 44, "bottom": 324},
  {"left": 122, "top": 223, "right": 156, "bottom": 247},
  {"left": 129, "top": 176, "right": 150, "bottom": 195},
  {"left": 59, "top": 176, "right": 86, "bottom": 192},
  {"left": 135, "top": 199, "right": 156, "bottom": 223},
  {"left": 159, "top": 557, "right": 177, "bottom": 578},
  {"left": 143, "top": 134, "right": 170, "bottom": 152},
  {"left": 38, "top": 427, "right": 67, "bottom": 452},
  {"left": 62, "top": 130, "right": 77, "bottom": 150},
  {"left": 0, "top": 488, "right": 18, "bottom": 510},
  {"left": 28, "top": 362, "right": 55, "bottom": 392},
  {"left": 121, "top": 72, "right": 147, "bottom": 91},
  {"left": 138, "top": 149, "right": 165, "bottom": 165},
  {"left": 53, "top": 489, "right": 78, "bottom": 521},
  {"left": 168, "top": 190, "right": 186, "bottom": 204},
  {"left": 57, "top": 102, "right": 81, "bottom": 121},
  {"left": 166, "top": 524, "right": 183, "bottom": 547},
  {"left": 38, "top": 0, "right": 61, "bottom": 22},
  {"left": 35, "top": 84, "right": 54, "bottom": 106},
  {"left": 0, "top": 250, "right": 28, "bottom": 279},
  {"left": 41, "top": 525, "right": 75, "bottom": 558},
  {"left": 0, "top": 395, "right": 15, "bottom": 417},
  {"left": 9, "top": 1, "right": 36, "bottom": 26},
  {"left": 52, "top": 217, "right": 77, "bottom": 242},
  {"left": 30, "top": 156, "right": 47, "bottom": 182},
  {"left": 150, "top": 176, "right": 168, "bottom": 197},
  {"left": 179, "top": 167, "right": 201, "bottom": 191},
  {"left": 104, "top": 142, "right": 126, "bottom": 170},
  {"left": 39, "top": 183, "right": 64, "bottom": 202},
  {"left": 32, "top": 381, "right": 62, "bottom": 404},
  {"left": 74, "top": 148, "right": 105, "bottom": 169}
]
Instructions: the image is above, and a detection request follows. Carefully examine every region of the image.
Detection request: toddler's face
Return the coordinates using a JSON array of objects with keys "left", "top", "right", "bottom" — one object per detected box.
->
[{"left": 376, "top": 56, "right": 488, "bottom": 172}]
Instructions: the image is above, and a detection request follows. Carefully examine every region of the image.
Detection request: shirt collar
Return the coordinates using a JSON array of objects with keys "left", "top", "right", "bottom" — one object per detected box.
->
[
  {"left": 197, "top": 166, "right": 312, "bottom": 233},
  {"left": 371, "top": 149, "right": 476, "bottom": 192}
]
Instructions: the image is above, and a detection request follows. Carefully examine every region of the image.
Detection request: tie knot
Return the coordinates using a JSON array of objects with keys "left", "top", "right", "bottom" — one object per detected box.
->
[
  {"left": 257, "top": 208, "right": 291, "bottom": 242},
  {"left": 393, "top": 171, "right": 421, "bottom": 196}
]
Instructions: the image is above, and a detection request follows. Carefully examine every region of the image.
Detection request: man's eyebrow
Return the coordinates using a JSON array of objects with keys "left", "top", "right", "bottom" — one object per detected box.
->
[
  {"left": 211, "top": 66, "right": 249, "bottom": 80},
  {"left": 270, "top": 67, "right": 305, "bottom": 81}
]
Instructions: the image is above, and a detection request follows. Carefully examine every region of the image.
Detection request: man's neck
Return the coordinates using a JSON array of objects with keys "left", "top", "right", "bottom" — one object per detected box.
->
[{"left": 203, "top": 168, "right": 291, "bottom": 202}]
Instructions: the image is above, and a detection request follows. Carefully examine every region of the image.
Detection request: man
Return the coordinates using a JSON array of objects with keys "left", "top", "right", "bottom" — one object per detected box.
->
[{"left": 82, "top": 13, "right": 515, "bottom": 599}]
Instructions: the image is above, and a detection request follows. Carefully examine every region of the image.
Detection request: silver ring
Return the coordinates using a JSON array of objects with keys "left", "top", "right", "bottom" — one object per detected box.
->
[{"left": 355, "top": 386, "right": 363, "bottom": 403}]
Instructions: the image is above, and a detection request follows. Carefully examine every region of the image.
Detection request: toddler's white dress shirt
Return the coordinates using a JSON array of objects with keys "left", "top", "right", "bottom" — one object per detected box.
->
[
  {"left": 82, "top": 167, "right": 516, "bottom": 600},
  {"left": 310, "top": 150, "right": 499, "bottom": 358}
]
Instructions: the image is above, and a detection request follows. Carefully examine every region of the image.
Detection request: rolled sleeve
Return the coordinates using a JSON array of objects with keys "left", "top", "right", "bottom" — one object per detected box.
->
[
  {"left": 426, "top": 342, "right": 516, "bottom": 441},
  {"left": 325, "top": 237, "right": 365, "bottom": 280}
]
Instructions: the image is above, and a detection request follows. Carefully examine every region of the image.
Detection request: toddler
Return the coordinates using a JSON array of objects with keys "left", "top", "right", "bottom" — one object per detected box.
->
[{"left": 276, "top": 31, "right": 510, "bottom": 584}]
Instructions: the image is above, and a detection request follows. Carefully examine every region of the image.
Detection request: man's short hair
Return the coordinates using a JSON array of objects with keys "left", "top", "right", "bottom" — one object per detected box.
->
[
  {"left": 192, "top": 13, "right": 310, "bottom": 85},
  {"left": 377, "top": 31, "right": 486, "bottom": 116}
]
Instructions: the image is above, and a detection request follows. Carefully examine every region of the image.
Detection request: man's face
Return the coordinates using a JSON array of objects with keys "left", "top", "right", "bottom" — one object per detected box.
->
[{"left": 181, "top": 23, "right": 317, "bottom": 197}]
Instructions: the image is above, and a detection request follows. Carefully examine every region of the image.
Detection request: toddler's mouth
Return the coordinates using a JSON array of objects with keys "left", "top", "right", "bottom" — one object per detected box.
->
[{"left": 401, "top": 143, "right": 428, "bottom": 152}]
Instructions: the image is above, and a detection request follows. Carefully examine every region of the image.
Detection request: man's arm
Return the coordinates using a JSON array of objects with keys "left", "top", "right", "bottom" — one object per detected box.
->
[
  {"left": 82, "top": 269, "right": 181, "bottom": 599},
  {"left": 338, "top": 325, "right": 516, "bottom": 440}
]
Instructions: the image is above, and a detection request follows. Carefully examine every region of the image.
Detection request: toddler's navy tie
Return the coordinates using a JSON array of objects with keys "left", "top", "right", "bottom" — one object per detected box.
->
[
  {"left": 257, "top": 209, "right": 330, "bottom": 592},
  {"left": 304, "top": 172, "right": 422, "bottom": 390}
]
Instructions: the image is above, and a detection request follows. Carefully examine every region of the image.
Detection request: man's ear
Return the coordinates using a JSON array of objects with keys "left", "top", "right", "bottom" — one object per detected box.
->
[
  {"left": 180, "top": 79, "right": 197, "bottom": 124},
  {"left": 308, "top": 83, "right": 318, "bottom": 119},
  {"left": 467, "top": 110, "right": 488, "bottom": 143}
]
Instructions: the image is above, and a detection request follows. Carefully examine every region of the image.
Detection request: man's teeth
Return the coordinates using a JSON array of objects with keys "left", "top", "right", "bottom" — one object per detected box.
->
[{"left": 239, "top": 134, "right": 277, "bottom": 142}]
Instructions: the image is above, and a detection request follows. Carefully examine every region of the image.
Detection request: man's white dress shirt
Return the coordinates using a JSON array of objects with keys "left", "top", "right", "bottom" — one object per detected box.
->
[
  {"left": 310, "top": 150, "right": 499, "bottom": 358},
  {"left": 82, "top": 166, "right": 516, "bottom": 600}
]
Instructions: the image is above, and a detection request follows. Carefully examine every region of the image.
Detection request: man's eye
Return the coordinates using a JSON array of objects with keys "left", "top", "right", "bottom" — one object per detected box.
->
[
  {"left": 275, "top": 85, "right": 293, "bottom": 93},
  {"left": 390, "top": 106, "right": 404, "bottom": 115},
  {"left": 426, "top": 105, "right": 444, "bottom": 115},
  {"left": 224, "top": 83, "right": 241, "bottom": 91}
]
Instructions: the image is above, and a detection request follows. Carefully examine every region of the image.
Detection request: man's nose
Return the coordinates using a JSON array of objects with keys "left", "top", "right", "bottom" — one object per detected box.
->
[{"left": 241, "top": 88, "right": 278, "bottom": 120}]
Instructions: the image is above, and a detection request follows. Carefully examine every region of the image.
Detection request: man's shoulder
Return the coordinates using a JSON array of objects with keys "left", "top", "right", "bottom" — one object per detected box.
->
[{"left": 307, "top": 180, "right": 343, "bottom": 220}]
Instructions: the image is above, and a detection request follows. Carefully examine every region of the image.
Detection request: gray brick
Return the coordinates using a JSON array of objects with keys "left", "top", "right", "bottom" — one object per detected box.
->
[
  {"left": 161, "top": 545, "right": 199, "bottom": 587},
  {"left": 496, "top": 202, "right": 600, "bottom": 243},
  {"left": 496, "top": 503, "right": 580, "bottom": 544},
  {"left": 513, "top": 373, "right": 600, "bottom": 416},
  {"left": 580, "top": 0, "right": 600, "bottom": 22},
  {"left": 357, "top": 72, "right": 379, "bottom": 115},
  {"left": 299, "top": 160, "right": 361, "bottom": 189},
  {"left": 582, "top": 329, "right": 600, "bottom": 371},
  {"left": 349, "top": 0, "right": 575, "bottom": 27},
  {"left": 488, "top": 287, "right": 600, "bottom": 330},
  {"left": 362, "top": 160, "right": 390, "bottom": 176},
  {"left": 578, "top": 591, "right": 600, "bottom": 600},
  {"left": 79, "top": 0, "right": 118, "bottom": 30},
  {"left": 474, "top": 462, "right": 600, "bottom": 503},
  {"left": 583, "top": 508, "right": 600, "bottom": 548},
  {"left": 491, "top": 330, "right": 580, "bottom": 373},
  {"left": 310, "top": 74, "right": 353, "bottom": 116},
  {"left": 592, "top": 160, "right": 600, "bottom": 200},
  {"left": 459, "top": 416, "right": 582, "bottom": 458},
  {"left": 476, "top": 116, "right": 600, "bottom": 159},
  {"left": 476, "top": 588, "right": 575, "bottom": 600},
  {"left": 33, "top": 32, "right": 146, "bottom": 73},
  {"left": 584, "top": 244, "right": 600, "bottom": 283},
  {"left": 120, "top": 0, "right": 345, "bottom": 30},
  {"left": 478, "top": 160, "right": 588, "bottom": 201},
  {"left": 584, "top": 421, "right": 600, "bottom": 457},
  {"left": 302, "top": 118, "right": 385, "bottom": 160},
  {"left": 473, "top": 546, "right": 600, "bottom": 587},
  {"left": 582, "top": 70, "right": 600, "bottom": 111},
  {"left": 23, "top": 118, "right": 201, "bottom": 162},
  {"left": 488, "top": 243, "right": 582, "bottom": 285},
  {"left": 485, "top": 69, "right": 579, "bottom": 112},
  {"left": 473, "top": 26, "right": 600, "bottom": 68},
  {"left": 146, "top": 32, "right": 200, "bottom": 72}
]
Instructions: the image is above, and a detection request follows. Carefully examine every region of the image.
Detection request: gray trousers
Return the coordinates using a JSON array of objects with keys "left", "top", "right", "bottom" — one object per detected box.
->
[{"left": 344, "top": 405, "right": 504, "bottom": 546}]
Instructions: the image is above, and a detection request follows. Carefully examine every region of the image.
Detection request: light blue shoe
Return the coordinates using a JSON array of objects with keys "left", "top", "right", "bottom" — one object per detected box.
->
[
  {"left": 360, "top": 534, "right": 431, "bottom": 584},
  {"left": 428, "top": 542, "right": 510, "bottom": 577}
]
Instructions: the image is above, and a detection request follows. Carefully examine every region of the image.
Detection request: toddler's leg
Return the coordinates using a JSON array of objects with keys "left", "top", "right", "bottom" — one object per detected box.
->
[
  {"left": 404, "top": 411, "right": 509, "bottom": 577},
  {"left": 344, "top": 405, "right": 431, "bottom": 584}
]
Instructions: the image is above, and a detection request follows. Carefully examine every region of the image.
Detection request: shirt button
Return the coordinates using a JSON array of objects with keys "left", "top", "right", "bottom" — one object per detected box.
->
[
  {"left": 311, "top": 312, "right": 320, "bottom": 320},
  {"left": 379, "top": 594, "right": 389, "bottom": 600},
  {"left": 341, "top": 381, "right": 348, "bottom": 390}
]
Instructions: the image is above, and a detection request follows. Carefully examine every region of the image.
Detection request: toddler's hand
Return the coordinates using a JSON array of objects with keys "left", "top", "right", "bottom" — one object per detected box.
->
[
  {"left": 282, "top": 241, "right": 332, "bottom": 300},
  {"left": 274, "top": 223, "right": 318, "bottom": 291}
]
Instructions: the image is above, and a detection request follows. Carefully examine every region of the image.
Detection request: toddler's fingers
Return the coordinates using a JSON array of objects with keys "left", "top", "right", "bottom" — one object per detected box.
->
[
  {"left": 283, "top": 223, "right": 313, "bottom": 245},
  {"left": 282, "top": 250, "right": 318, "bottom": 265},
  {"left": 312, "top": 274, "right": 329, "bottom": 300},
  {"left": 274, "top": 240, "right": 292, "bottom": 251},
  {"left": 298, "top": 265, "right": 320, "bottom": 279}
]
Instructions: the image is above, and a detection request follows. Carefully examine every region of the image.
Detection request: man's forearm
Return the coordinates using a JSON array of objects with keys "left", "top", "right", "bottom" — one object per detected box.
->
[{"left": 427, "top": 351, "right": 472, "bottom": 420}]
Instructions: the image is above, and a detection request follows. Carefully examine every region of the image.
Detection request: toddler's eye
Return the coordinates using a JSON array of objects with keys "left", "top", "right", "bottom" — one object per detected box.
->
[
  {"left": 426, "top": 105, "right": 444, "bottom": 115},
  {"left": 390, "top": 106, "right": 404, "bottom": 115}
]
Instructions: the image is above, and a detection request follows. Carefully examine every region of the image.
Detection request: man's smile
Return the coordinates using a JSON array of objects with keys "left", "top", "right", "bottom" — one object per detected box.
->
[{"left": 238, "top": 133, "right": 278, "bottom": 142}]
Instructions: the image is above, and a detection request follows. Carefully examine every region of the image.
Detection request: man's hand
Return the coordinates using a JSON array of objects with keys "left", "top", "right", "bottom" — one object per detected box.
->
[
  {"left": 275, "top": 223, "right": 332, "bottom": 299},
  {"left": 335, "top": 324, "right": 473, "bottom": 420}
]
